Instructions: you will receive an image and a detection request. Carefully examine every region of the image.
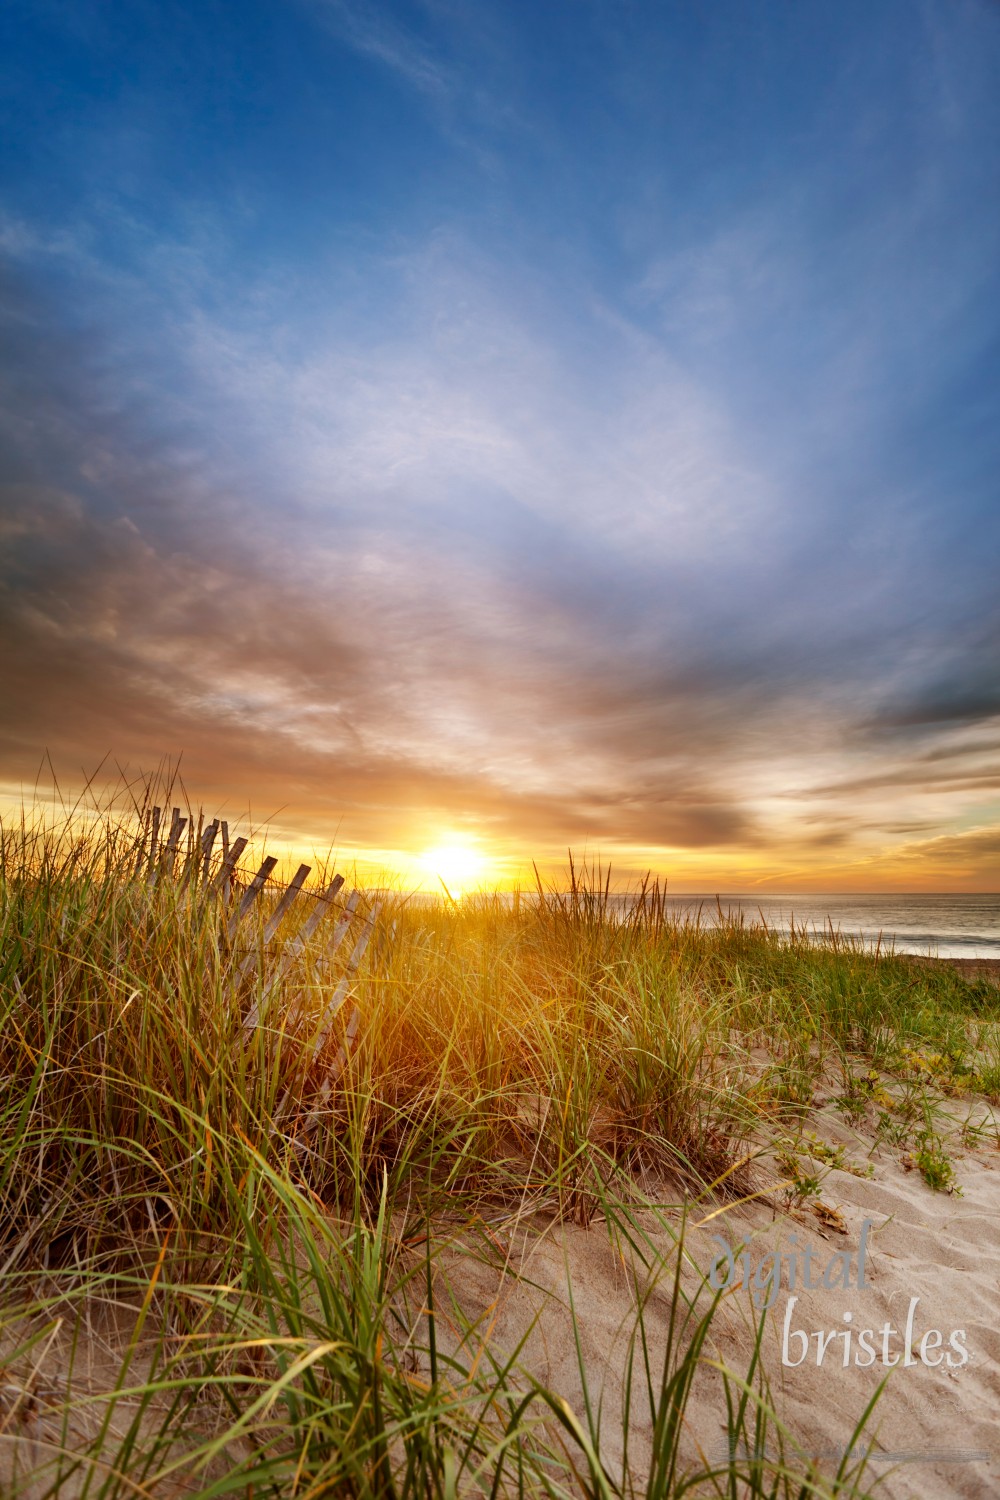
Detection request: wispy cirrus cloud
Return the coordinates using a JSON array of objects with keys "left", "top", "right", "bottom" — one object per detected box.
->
[{"left": 308, "top": 0, "right": 454, "bottom": 100}]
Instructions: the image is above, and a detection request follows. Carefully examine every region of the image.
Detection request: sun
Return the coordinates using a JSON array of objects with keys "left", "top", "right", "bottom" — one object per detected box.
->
[{"left": 419, "top": 838, "right": 488, "bottom": 895}]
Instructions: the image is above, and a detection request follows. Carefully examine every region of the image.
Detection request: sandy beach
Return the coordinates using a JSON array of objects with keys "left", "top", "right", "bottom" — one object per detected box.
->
[
  {"left": 8, "top": 1101, "right": 999, "bottom": 1499},
  {"left": 905, "top": 956, "right": 1000, "bottom": 986},
  {"left": 439, "top": 1089, "right": 1000, "bottom": 1499},
  {"left": 436, "top": 961, "right": 1000, "bottom": 1498}
]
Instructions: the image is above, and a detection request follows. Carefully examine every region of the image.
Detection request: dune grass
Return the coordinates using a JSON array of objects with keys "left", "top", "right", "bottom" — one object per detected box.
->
[{"left": 2, "top": 792, "right": 997, "bottom": 1496}]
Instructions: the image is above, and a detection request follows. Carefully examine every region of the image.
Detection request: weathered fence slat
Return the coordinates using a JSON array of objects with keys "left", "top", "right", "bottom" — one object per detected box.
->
[
  {"left": 227, "top": 856, "right": 278, "bottom": 940},
  {"left": 162, "top": 809, "right": 187, "bottom": 862},
  {"left": 178, "top": 812, "right": 216, "bottom": 893},
  {"left": 262, "top": 862, "right": 312, "bottom": 946},
  {"left": 133, "top": 807, "right": 152, "bottom": 879},
  {"left": 324, "top": 889, "right": 361, "bottom": 963},
  {"left": 145, "top": 805, "right": 161, "bottom": 882},
  {"left": 244, "top": 873, "right": 348, "bottom": 1033},
  {"left": 200, "top": 819, "right": 219, "bottom": 880},
  {"left": 149, "top": 807, "right": 187, "bottom": 887},
  {"left": 134, "top": 801, "right": 375, "bottom": 1119},
  {"left": 299, "top": 928, "right": 373, "bottom": 1130},
  {"left": 211, "top": 836, "right": 248, "bottom": 898},
  {"left": 284, "top": 873, "right": 346, "bottom": 958},
  {"left": 239, "top": 862, "right": 313, "bottom": 1015},
  {"left": 321, "top": 1003, "right": 361, "bottom": 1099},
  {"left": 273, "top": 888, "right": 360, "bottom": 1034},
  {"left": 279, "top": 887, "right": 363, "bottom": 1034},
  {"left": 307, "top": 901, "right": 379, "bottom": 1064}
]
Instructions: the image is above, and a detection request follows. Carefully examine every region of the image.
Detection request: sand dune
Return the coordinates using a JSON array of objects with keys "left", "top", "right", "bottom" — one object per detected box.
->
[
  {"left": 439, "top": 1097, "right": 1000, "bottom": 1498},
  {"left": 4, "top": 1103, "right": 997, "bottom": 1497}
]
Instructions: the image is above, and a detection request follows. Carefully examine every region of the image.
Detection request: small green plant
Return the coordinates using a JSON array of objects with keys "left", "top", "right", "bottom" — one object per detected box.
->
[
  {"left": 832, "top": 1066, "right": 887, "bottom": 1125},
  {"left": 972, "top": 1036, "right": 1000, "bottom": 1104},
  {"left": 909, "top": 1130, "right": 962, "bottom": 1194},
  {"left": 774, "top": 1141, "right": 824, "bottom": 1206},
  {"left": 874, "top": 1108, "right": 911, "bottom": 1148},
  {"left": 780, "top": 1130, "right": 874, "bottom": 1180},
  {"left": 960, "top": 1110, "right": 1000, "bottom": 1150},
  {"left": 804, "top": 1133, "right": 847, "bottom": 1168}
]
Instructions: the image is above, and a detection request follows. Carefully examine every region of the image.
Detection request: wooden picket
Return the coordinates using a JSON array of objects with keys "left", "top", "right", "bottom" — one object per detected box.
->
[
  {"left": 227, "top": 856, "right": 279, "bottom": 940},
  {"left": 135, "top": 804, "right": 376, "bottom": 1091},
  {"left": 249, "top": 878, "right": 354, "bottom": 1033},
  {"left": 212, "top": 836, "right": 248, "bottom": 897}
]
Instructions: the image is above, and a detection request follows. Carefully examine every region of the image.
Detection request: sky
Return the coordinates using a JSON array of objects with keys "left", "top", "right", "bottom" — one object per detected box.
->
[{"left": 1, "top": 0, "right": 999, "bottom": 891}]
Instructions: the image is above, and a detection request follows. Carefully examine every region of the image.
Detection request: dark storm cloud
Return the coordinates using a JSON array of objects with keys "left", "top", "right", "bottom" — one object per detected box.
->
[{"left": 867, "top": 681, "right": 1000, "bottom": 732}]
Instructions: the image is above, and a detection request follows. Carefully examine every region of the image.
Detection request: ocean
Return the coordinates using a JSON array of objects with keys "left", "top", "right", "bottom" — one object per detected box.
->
[{"left": 659, "top": 893, "right": 1000, "bottom": 960}]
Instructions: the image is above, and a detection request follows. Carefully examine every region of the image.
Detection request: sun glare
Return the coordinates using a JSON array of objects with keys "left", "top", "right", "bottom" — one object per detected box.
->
[{"left": 419, "top": 839, "right": 488, "bottom": 894}]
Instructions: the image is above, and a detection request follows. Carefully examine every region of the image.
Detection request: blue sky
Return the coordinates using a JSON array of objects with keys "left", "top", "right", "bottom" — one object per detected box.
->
[{"left": 1, "top": 0, "right": 999, "bottom": 887}]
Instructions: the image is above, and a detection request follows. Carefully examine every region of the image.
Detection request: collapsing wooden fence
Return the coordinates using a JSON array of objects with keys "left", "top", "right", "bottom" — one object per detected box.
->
[{"left": 136, "top": 805, "right": 378, "bottom": 1110}]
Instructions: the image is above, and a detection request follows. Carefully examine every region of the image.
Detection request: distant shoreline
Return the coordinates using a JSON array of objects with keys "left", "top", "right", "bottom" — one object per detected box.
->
[{"left": 905, "top": 954, "right": 1000, "bottom": 985}]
